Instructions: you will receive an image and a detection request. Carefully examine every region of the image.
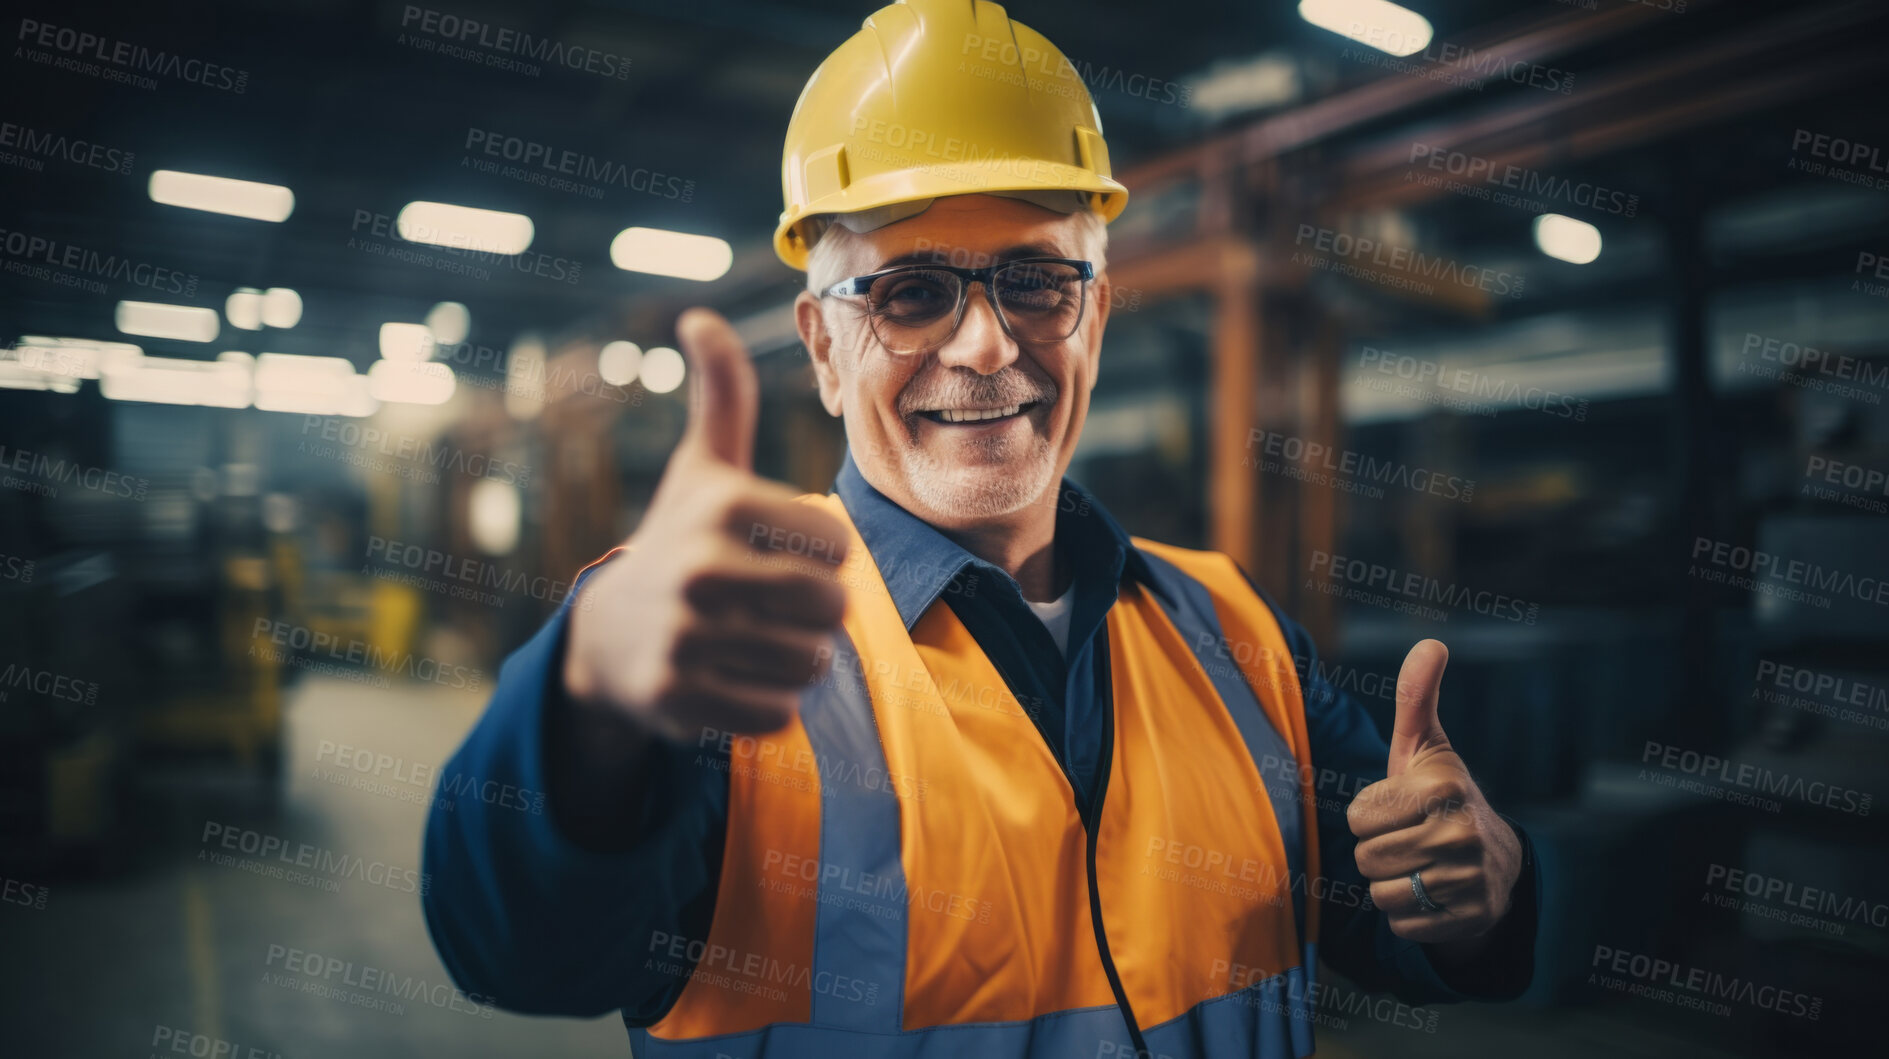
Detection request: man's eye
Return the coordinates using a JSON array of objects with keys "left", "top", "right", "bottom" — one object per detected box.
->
[
  {"left": 873, "top": 274, "right": 954, "bottom": 316},
  {"left": 888, "top": 284, "right": 942, "bottom": 306}
]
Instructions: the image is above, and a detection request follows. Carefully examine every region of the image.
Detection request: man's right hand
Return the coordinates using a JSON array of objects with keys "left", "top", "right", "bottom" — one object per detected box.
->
[{"left": 561, "top": 308, "right": 851, "bottom": 748}]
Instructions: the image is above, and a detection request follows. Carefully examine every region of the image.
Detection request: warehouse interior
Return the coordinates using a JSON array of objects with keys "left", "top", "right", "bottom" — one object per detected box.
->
[{"left": 3, "top": 0, "right": 1887, "bottom": 1055}]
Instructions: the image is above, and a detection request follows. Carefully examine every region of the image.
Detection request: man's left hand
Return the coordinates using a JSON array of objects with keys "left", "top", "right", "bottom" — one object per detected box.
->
[{"left": 1347, "top": 639, "right": 1523, "bottom": 958}]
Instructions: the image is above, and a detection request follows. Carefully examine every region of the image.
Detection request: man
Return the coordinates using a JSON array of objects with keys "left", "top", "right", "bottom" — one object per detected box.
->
[{"left": 423, "top": 1, "right": 1539, "bottom": 1056}]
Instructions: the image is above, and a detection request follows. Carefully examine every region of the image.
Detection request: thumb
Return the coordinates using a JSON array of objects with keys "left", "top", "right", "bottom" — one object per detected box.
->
[
  {"left": 675, "top": 307, "right": 757, "bottom": 470},
  {"left": 1388, "top": 639, "right": 1449, "bottom": 777}
]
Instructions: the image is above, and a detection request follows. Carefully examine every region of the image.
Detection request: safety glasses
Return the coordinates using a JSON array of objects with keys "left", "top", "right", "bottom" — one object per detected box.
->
[{"left": 822, "top": 258, "right": 1095, "bottom": 356}]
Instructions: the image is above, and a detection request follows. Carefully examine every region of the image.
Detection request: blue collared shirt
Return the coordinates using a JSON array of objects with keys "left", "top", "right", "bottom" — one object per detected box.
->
[{"left": 421, "top": 448, "right": 1542, "bottom": 1024}]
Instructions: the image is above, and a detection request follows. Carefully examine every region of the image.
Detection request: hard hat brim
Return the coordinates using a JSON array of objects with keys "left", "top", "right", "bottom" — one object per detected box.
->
[{"left": 775, "top": 163, "right": 1129, "bottom": 271}]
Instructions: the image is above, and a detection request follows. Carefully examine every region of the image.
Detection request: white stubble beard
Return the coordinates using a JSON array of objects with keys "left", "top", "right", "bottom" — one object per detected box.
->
[{"left": 896, "top": 423, "right": 1059, "bottom": 522}]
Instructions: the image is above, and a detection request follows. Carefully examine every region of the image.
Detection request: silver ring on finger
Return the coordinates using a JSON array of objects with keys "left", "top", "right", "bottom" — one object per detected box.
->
[{"left": 1410, "top": 870, "right": 1444, "bottom": 913}]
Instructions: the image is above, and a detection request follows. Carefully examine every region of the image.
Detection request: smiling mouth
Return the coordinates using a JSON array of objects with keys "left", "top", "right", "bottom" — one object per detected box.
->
[{"left": 916, "top": 401, "right": 1040, "bottom": 425}]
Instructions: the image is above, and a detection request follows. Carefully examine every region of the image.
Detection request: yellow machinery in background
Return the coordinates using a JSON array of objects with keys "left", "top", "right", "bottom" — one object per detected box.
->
[
  {"left": 134, "top": 553, "right": 286, "bottom": 774},
  {"left": 135, "top": 469, "right": 422, "bottom": 776},
  {"left": 285, "top": 467, "right": 425, "bottom": 689}
]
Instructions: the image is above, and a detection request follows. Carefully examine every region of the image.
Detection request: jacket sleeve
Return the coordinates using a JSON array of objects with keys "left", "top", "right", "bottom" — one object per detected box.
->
[
  {"left": 421, "top": 561, "right": 729, "bottom": 1022},
  {"left": 1254, "top": 589, "right": 1541, "bottom": 1004}
]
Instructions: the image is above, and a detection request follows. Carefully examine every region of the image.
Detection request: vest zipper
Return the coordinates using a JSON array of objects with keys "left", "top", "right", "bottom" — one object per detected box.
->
[
  {"left": 1007, "top": 634, "right": 1151, "bottom": 1057},
  {"left": 987, "top": 610, "right": 1150, "bottom": 1055},
  {"left": 1080, "top": 653, "right": 1151, "bottom": 1059}
]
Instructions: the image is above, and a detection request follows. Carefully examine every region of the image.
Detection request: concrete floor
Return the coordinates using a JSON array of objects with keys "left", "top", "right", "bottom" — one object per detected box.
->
[
  {"left": 0, "top": 675, "right": 1749, "bottom": 1058},
  {"left": 3, "top": 676, "right": 628, "bottom": 1058}
]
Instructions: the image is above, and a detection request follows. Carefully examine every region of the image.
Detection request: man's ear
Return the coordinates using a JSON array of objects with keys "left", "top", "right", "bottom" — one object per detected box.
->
[{"left": 795, "top": 290, "right": 845, "bottom": 417}]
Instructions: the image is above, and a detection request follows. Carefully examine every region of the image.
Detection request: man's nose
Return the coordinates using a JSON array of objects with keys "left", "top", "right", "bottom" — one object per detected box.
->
[{"left": 933, "top": 283, "right": 1018, "bottom": 376}]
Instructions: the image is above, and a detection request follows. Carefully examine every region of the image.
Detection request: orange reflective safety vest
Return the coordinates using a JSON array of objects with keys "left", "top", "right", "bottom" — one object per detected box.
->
[{"left": 629, "top": 494, "right": 1322, "bottom": 1059}]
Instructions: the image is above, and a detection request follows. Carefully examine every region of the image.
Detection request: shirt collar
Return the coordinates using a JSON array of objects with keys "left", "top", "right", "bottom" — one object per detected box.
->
[{"left": 832, "top": 448, "right": 1163, "bottom": 631}]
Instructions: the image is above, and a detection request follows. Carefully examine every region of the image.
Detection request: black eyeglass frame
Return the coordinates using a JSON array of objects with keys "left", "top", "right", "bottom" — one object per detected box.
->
[{"left": 820, "top": 257, "right": 1096, "bottom": 352}]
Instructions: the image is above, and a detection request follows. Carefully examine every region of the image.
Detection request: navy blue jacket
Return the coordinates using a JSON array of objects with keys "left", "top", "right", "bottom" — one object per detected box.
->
[{"left": 421, "top": 454, "right": 1540, "bottom": 1023}]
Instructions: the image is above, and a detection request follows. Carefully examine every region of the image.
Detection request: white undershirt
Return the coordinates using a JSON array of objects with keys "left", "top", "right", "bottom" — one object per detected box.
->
[{"left": 1026, "top": 583, "right": 1077, "bottom": 657}]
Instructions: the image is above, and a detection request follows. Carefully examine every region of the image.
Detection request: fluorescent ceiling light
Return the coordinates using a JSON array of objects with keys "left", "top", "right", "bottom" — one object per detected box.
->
[
  {"left": 101, "top": 354, "right": 249, "bottom": 408},
  {"left": 1299, "top": 0, "right": 1433, "bottom": 57},
  {"left": 426, "top": 301, "right": 471, "bottom": 346},
  {"left": 261, "top": 288, "right": 302, "bottom": 329},
  {"left": 13, "top": 336, "right": 142, "bottom": 379},
  {"left": 0, "top": 360, "right": 81, "bottom": 393},
  {"left": 254, "top": 353, "right": 374, "bottom": 416},
  {"left": 0, "top": 338, "right": 136, "bottom": 393},
  {"left": 367, "top": 360, "right": 456, "bottom": 405},
  {"left": 1534, "top": 213, "right": 1603, "bottom": 264},
  {"left": 254, "top": 352, "right": 352, "bottom": 388},
  {"left": 609, "top": 228, "right": 733, "bottom": 281},
  {"left": 379, "top": 322, "right": 436, "bottom": 362},
  {"left": 148, "top": 170, "right": 294, "bottom": 222},
  {"left": 1188, "top": 53, "right": 1302, "bottom": 122},
  {"left": 598, "top": 341, "right": 641, "bottom": 386},
  {"left": 397, "top": 201, "right": 534, "bottom": 254},
  {"left": 337, "top": 376, "right": 380, "bottom": 418},
  {"left": 226, "top": 288, "right": 264, "bottom": 331},
  {"left": 116, "top": 300, "right": 220, "bottom": 343},
  {"left": 639, "top": 346, "right": 685, "bottom": 394}
]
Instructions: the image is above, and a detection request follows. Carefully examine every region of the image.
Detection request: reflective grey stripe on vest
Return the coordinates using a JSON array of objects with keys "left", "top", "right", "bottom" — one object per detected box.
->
[
  {"left": 630, "top": 999, "right": 1141, "bottom": 1059},
  {"left": 1140, "top": 956, "right": 1318, "bottom": 1059},
  {"left": 1133, "top": 549, "right": 1309, "bottom": 945},
  {"left": 798, "top": 626, "right": 906, "bottom": 1034},
  {"left": 627, "top": 968, "right": 1317, "bottom": 1059}
]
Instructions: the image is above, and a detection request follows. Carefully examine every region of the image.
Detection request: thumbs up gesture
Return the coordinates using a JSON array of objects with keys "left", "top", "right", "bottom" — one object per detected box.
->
[
  {"left": 562, "top": 308, "right": 851, "bottom": 742},
  {"left": 1347, "top": 640, "right": 1524, "bottom": 954}
]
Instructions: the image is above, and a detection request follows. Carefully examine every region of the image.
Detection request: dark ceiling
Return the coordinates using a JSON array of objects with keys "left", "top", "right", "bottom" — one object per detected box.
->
[{"left": 1, "top": 0, "right": 1880, "bottom": 372}]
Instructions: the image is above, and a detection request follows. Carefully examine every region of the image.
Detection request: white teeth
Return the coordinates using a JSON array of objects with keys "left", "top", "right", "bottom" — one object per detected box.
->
[{"left": 936, "top": 404, "right": 1022, "bottom": 423}]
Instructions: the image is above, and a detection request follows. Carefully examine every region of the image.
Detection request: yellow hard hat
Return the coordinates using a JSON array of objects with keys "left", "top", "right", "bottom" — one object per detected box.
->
[{"left": 774, "top": 0, "right": 1130, "bottom": 270}]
